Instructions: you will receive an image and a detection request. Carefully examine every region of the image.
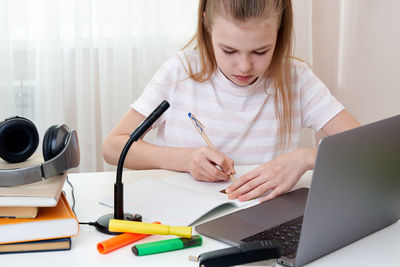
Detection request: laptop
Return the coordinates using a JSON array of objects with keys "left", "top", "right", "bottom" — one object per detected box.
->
[{"left": 195, "top": 114, "right": 400, "bottom": 266}]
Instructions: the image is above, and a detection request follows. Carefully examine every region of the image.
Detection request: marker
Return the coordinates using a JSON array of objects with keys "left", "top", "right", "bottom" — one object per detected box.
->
[
  {"left": 97, "top": 221, "right": 161, "bottom": 254},
  {"left": 132, "top": 235, "right": 203, "bottom": 256},
  {"left": 109, "top": 219, "right": 192, "bottom": 238}
]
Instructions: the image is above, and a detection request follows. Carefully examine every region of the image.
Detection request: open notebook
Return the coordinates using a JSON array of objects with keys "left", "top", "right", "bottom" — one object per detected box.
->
[{"left": 99, "top": 165, "right": 260, "bottom": 226}]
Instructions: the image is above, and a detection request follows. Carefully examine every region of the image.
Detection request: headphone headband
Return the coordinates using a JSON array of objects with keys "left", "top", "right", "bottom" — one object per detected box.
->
[{"left": 0, "top": 129, "right": 80, "bottom": 186}]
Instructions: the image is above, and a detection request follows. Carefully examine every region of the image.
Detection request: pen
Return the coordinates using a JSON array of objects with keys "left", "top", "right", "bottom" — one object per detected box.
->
[
  {"left": 108, "top": 219, "right": 192, "bottom": 238},
  {"left": 132, "top": 235, "right": 203, "bottom": 256},
  {"left": 97, "top": 221, "right": 161, "bottom": 254},
  {"left": 188, "top": 112, "right": 236, "bottom": 182}
]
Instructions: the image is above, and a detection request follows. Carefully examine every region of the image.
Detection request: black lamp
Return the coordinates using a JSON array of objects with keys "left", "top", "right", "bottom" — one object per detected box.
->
[{"left": 95, "top": 100, "right": 170, "bottom": 234}]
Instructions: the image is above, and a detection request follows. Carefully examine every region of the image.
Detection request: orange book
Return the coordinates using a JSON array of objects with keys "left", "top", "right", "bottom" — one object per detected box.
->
[{"left": 0, "top": 193, "right": 79, "bottom": 244}]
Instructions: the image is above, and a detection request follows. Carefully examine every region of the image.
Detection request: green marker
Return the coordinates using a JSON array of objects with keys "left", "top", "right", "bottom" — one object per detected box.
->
[{"left": 131, "top": 235, "right": 202, "bottom": 256}]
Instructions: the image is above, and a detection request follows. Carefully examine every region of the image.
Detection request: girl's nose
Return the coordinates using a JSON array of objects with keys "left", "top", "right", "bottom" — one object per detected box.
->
[{"left": 238, "top": 55, "right": 253, "bottom": 73}]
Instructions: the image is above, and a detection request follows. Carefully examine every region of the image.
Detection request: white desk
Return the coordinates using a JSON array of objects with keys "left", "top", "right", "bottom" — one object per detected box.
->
[{"left": 2, "top": 169, "right": 399, "bottom": 267}]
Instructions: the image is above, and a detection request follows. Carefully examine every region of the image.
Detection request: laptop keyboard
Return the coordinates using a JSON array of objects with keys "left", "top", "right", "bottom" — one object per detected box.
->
[{"left": 241, "top": 216, "right": 303, "bottom": 259}]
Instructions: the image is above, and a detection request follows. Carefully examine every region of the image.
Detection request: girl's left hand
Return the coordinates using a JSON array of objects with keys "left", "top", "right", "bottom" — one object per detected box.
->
[{"left": 226, "top": 148, "right": 316, "bottom": 203}]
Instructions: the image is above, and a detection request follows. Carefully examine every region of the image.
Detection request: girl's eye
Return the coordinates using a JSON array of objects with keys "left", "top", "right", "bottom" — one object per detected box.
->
[
  {"left": 222, "top": 49, "right": 235, "bottom": 55},
  {"left": 253, "top": 50, "right": 268, "bottom": 55}
]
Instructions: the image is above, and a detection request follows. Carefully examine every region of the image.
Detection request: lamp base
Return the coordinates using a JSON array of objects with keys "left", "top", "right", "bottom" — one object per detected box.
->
[{"left": 95, "top": 213, "right": 142, "bottom": 235}]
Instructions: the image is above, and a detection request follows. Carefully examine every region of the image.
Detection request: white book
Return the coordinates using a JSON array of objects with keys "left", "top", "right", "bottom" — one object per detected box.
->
[
  {"left": 0, "top": 155, "right": 66, "bottom": 207},
  {"left": 100, "top": 165, "right": 261, "bottom": 226}
]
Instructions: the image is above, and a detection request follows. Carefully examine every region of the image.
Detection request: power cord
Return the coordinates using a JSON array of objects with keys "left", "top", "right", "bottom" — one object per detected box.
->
[
  {"left": 64, "top": 176, "right": 141, "bottom": 229},
  {"left": 66, "top": 176, "right": 75, "bottom": 213},
  {"left": 79, "top": 221, "right": 98, "bottom": 226},
  {"left": 64, "top": 175, "right": 98, "bottom": 227}
]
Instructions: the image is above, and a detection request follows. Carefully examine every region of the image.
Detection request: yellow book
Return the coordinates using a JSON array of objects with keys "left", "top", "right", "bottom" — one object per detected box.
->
[
  {"left": 0, "top": 194, "right": 79, "bottom": 244},
  {"left": 0, "top": 206, "right": 39, "bottom": 218}
]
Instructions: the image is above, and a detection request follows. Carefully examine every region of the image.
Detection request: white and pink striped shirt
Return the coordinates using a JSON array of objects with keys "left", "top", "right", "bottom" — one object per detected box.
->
[{"left": 131, "top": 50, "right": 344, "bottom": 165}]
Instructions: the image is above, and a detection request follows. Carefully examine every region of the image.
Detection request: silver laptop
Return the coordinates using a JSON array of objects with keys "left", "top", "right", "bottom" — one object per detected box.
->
[{"left": 195, "top": 114, "right": 400, "bottom": 266}]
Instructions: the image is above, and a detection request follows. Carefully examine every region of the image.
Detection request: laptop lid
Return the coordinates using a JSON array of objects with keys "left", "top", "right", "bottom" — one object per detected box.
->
[
  {"left": 295, "top": 114, "right": 400, "bottom": 266},
  {"left": 196, "top": 114, "right": 400, "bottom": 266}
]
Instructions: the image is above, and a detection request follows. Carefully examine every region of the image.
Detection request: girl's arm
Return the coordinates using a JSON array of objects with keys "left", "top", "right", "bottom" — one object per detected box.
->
[
  {"left": 102, "top": 109, "right": 235, "bottom": 182},
  {"left": 300, "top": 109, "right": 361, "bottom": 170},
  {"left": 320, "top": 109, "right": 360, "bottom": 136},
  {"left": 226, "top": 109, "right": 360, "bottom": 202}
]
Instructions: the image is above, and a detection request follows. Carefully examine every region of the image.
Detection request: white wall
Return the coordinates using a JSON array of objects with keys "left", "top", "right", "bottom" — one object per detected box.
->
[{"left": 312, "top": 0, "right": 400, "bottom": 124}]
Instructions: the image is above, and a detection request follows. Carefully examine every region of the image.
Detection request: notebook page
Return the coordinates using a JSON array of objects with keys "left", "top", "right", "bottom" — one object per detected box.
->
[
  {"left": 162, "top": 165, "right": 259, "bottom": 207},
  {"left": 100, "top": 179, "right": 239, "bottom": 226},
  {"left": 99, "top": 165, "right": 261, "bottom": 226}
]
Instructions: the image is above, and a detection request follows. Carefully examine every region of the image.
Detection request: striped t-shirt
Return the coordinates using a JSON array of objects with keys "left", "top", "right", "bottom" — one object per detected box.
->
[{"left": 131, "top": 50, "right": 344, "bottom": 165}]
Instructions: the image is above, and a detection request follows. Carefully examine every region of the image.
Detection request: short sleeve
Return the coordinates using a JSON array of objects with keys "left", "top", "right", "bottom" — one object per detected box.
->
[
  {"left": 130, "top": 53, "right": 186, "bottom": 128},
  {"left": 298, "top": 63, "right": 344, "bottom": 131}
]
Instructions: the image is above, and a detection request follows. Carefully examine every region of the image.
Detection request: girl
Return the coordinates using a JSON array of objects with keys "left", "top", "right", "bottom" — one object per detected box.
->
[{"left": 102, "top": 0, "right": 359, "bottom": 202}]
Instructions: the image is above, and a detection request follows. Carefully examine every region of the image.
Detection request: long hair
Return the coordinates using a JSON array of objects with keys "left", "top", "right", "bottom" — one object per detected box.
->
[{"left": 183, "top": 0, "right": 294, "bottom": 148}]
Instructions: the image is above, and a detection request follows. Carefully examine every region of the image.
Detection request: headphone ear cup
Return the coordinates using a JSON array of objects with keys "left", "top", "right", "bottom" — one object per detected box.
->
[
  {"left": 0, "top": 116, "right": 39, "bottom": 163},
  {"left": 42, "top": 126, "right": 55, "bottom": 161},
  {"left": 43, "top": 124, "right": 70, "bottom": 161}
]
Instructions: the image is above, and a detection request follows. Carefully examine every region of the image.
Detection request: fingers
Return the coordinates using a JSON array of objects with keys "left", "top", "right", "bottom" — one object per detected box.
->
[
  {"left": 225, "top": 169, "right": 259, "bottom": 195},
  {"left": 214, "top": 154, "right": 235, "bottom": 177},
  {"left": 191, "top": 163, "right": 228, "bottom": 182},
  {"left": 193, "top": 171, "right": 218, "bottom": 182},
  {"left": 226, "top": 165, "right": 289, "bottom": 202},
  {"left": 234, "top": 179, "right": 277, "bottom": 202},
  {"left": 190, "top": 147, "right": 234, "bottom": 182},
  {"left": 202, "top": 163, "right": 229, "bottom": 182},
  {"left": 258, "top": 186, "right": 287, "bottom": 203}
]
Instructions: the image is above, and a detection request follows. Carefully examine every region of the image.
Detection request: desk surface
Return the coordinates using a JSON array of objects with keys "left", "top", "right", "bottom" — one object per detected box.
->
[{"left": 2, "top": 169, "right": 399, "bottom": 267}]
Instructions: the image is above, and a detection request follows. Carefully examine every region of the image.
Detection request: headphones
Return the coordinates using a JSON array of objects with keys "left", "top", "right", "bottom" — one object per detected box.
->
[{"left": 0, "top": 116, "right": 80, "bottom": 186}]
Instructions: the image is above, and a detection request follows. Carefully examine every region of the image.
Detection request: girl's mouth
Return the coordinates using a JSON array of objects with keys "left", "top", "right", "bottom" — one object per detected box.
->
[{"left": 233, "top": 75, "right": 253, "bottom": 83}]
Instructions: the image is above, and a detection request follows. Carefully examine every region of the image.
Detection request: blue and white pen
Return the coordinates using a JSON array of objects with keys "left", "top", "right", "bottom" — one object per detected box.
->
[{"left": 188, "top": 112, "right": 236, "bottom": 182}]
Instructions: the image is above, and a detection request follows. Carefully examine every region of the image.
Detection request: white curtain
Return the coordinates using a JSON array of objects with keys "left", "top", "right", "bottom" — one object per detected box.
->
[
  {"left": 0, "top": 0, "right": 197, "bottom": 172},
  {"left": 1, "top": 0, "right": 399, "bottom": 172}
]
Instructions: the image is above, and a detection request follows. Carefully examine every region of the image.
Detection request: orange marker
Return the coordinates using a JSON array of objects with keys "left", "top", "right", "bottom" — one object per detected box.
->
[{"left": 97, "top": 221, "right": 161, "bottom": 254}]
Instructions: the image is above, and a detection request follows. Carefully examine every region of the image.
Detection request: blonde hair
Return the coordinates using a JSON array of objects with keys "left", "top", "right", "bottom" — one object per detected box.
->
[{"left": 183, "top": 0, "right": 294, "bottom": 148}]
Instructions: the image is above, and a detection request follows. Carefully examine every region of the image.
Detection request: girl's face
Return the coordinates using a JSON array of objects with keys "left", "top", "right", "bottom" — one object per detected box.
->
[{"left": 210, "top": 15, "right": 278, "bottom": 87}]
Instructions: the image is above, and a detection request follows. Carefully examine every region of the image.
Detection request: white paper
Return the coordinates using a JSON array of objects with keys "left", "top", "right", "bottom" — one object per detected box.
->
[{"left": 100, "top": 165, "right": 260, "bottom": 226}]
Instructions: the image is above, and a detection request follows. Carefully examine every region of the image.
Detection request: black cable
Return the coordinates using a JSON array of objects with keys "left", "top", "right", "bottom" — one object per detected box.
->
[
  {"left": 64, "top": 176, "right": 103, "bottom": 227},
  {"left": 66, "top": 175, "right": 76, "bottom": 214},
  {"left": 79, "top": 221, "right": 97, "bottom": 226}
]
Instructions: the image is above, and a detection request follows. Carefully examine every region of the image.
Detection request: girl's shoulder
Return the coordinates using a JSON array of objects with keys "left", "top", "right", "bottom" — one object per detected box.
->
[
  {"left": 159, "top": 50, "right": 200, "bottom": 73},
  {"left": 153, "top": 50, "right": 200, "bottom": 81},
  {"left": 290, "top": 57, "right": 313, "bottom": 76},
  {"left": 288, "top": 58, "right": 322, "bottom": 92},
  {"left": 175, "top": 50, "right": 202, "bottom": 72}
]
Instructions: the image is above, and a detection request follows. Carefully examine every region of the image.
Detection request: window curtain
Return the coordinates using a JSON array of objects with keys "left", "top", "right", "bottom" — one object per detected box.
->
[{"left": 0, "top": 0, "right": 197, "bottom": 172}]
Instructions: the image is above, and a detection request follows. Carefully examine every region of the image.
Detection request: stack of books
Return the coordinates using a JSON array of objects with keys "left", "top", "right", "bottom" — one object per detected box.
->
[{"left": 0, "top": 156, "right": 79, "bottom": 254}]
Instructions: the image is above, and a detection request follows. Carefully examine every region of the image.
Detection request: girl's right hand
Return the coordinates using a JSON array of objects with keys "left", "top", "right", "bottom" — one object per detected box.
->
[{"left": 188, "top": 147, "right": 235, "bottom": 182}]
